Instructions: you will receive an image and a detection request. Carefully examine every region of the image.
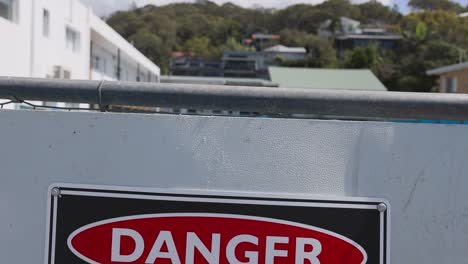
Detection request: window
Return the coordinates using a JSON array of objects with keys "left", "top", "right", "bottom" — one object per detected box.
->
[
  {"left": 66, "top": 27, "right": 80, "bottom": 53},
  {"left": 102, "top": 58, "right": 107, "bottom": 74},
  {"left": 446, "top": 77, "right": 458, "bottom": 93},
  {"left": 63, "top": 70, "right": 71, "bottom": 79},
  {"left": 53, "top": 66, "right": 61, "bottom": 78},
  {"left": 53, "top": 66, "right": 71, "bottom": 79},
  {"left": 0, "top": 0, "right": 16, "bottom": 22},
  {"left": 43, "top": 9, "right": 50, "bottom": 37},
  {"left": 113, "top": 64, "right": 119, "bottom": 78},
  {"left": 92, "top": 55, "right": 100, "bottom": 70}
]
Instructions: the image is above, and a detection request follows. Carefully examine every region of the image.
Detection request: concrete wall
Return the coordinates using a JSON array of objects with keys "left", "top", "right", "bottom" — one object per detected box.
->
[{"left": 0, "top": 109, "right": 468, "bottom": 263}]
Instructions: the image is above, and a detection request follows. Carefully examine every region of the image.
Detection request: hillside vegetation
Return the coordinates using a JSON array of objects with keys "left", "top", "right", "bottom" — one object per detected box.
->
[{"left": 107, "top": 0, "right": 468, "bottom": 92}]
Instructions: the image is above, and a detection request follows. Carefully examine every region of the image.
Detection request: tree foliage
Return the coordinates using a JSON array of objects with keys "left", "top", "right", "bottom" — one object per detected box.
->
[
  {"left": 388, "top": 10, "right": 468, "bottom": 91},
  {"left": 408, "top": 0, "right": 463, "bottom": 12},
  {"left": 182, "top": 37, "right": 220, "bottom": 59},
  {"left": 358, "top": 0, "right": 402, "bottom": 24},
  {"left": 106, "top": 0, "right": 400, "bottom": 63},
  {"left": 221, "top": 37, "right": 255, "bottom": 52},
  {"left": 106, "top": 1, "right": 467, "bottom": 92},
  {"left": 344, "top": 44, "right": 380, "bottom": 70}
]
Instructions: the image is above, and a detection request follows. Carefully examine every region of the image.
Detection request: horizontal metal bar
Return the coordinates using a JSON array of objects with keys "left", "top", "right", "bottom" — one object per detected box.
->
[{"left": 1, "top": 77, "right": 468, "bottom": 120}]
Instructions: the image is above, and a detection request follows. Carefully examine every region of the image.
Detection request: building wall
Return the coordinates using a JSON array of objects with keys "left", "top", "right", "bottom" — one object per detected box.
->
[
  {"left": 0, "top": 0, "right": 160, "bottom": 109},
  {"left": 0, "top": 0, "right": 32, "bottom": 77},
  {"left": 32, "top": 0, "right": 91, "bottom": 80},
  {"left": 89, "top": 14, "right": 160, "bottom": 82},
  {"left": 91, "top": 39, "right": 153, "bottom": 82},
  {"left": 90, "top": 33, "right": 119, "bottom": 81},
  {"left": 0, "top": 0, "right": 160, "bottom": 82},
  {"left": 266, "top": 52, "right": 306, "bottom": 61},
  {"left": 438, "top": 68, "right": 468, "bottom": 93}
]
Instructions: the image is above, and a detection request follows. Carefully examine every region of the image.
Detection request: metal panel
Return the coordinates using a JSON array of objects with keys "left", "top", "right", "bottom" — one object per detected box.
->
[{"left": 0, "top": 110, "right": 467, "bottom": 263}]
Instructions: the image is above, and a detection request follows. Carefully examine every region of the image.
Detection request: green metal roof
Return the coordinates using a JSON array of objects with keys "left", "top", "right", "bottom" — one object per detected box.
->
[{"left": 268, "top": 67, "right": 387, "bottom": 91}]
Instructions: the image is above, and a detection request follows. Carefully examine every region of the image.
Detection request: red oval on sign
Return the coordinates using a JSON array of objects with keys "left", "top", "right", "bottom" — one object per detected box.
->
[{"left": 68, "top": 213, "right": 367, "bottom": 264}]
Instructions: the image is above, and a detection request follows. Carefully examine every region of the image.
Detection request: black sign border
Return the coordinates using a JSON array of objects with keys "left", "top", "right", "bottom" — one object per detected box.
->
[{"left": 45, "top": 183, "right": 390, "bottom": 264}]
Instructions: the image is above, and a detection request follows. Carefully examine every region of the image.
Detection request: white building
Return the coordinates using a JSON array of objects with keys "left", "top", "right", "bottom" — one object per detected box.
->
[
  {"left": 0, "top": 0, "right": 160, "bottom": 109},
  {"left": 318, "top": 17, "right": 362, "bottom": 38},
  {"left": 263, "top": 45, "right": 307, "bottom": 61}
]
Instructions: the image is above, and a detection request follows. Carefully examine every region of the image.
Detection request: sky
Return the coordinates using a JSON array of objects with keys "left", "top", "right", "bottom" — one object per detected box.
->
[{"left": 80, "top": 0, "right": 468, "bottom": 17}]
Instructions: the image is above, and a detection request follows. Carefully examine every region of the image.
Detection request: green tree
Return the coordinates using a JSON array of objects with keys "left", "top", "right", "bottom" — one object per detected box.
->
[
  {"left": 104, "top": 0, "right": 468, "bottom": 93},
  {"left": 358, "top": 0, "right": 401, "bottom": 24},
  {"left": 344, "top": 44, "right": 380, "bottom": 70},
  {"left": 129, "top": 30, "right": 171, "bottom": 73},
  {"left": 279, "top": 29, "right": 309, "bottom": 46},
  {"left": 316, "top": 0, "right": 361, "bottom": 19},
  {"left": 142, "top": 13, "right": 177, "bottom": 48},
  {"left": 394, "top": 40, "right": 461, "bottom": 92},
  {"left": 344, "top": 48, "right": 369, "bottom": 68},
  {"left": 106, "top": 11, "right": 144, "bottom": 38},
  {"left": 408, "top": 0, "right": 463, "bottom": 12},
  {"left": 304, "top": 35, "right": 338, "bottom": 67},
  {"left": 220, "top": 37, "right": 255, "bottom": 51},
  {"left": 182, "top": 37, "right": 220, "bottom": 59},
  {"left": 415, "top": 22, "right": 428, "bottom": 40},
  {"left": 390, "top": 10, "right": 468, "bottom": 91},
  {"left": 329, "top": 16, "right": 344, "bottom": 36},
  {"left": 277, "top": 34, "right": 337, "bottom": 68}
]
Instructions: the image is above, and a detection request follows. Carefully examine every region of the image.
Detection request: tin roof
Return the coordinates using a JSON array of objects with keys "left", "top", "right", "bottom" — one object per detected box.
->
[
  {"left": 268, "top": 67, "right": 387, "bottom": 91},
  {"left": 336, "top": 34, "right": 402, "bottom": 40},
  {"left": 426, "top": 62, "right": 468, "bottom": 75},
  {"left": 263, "top": 45, "right": 307, "bottom": 54}
]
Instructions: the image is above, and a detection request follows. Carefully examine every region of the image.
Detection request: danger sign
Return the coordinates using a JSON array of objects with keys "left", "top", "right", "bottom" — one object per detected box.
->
[{"left": 45, "top": 184, "right": 389, "bottom": 264}]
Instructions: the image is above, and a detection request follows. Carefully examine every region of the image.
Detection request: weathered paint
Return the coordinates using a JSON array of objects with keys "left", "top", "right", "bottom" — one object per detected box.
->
[{"left": 0, "top": 109, "right": 467, "bottom": 263}]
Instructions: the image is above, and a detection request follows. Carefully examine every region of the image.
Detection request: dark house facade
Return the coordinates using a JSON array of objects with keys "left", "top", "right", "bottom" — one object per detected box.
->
[
  {"left": 170, "top": 55, "right": 224, "bottom": 77},
  {"left": 335, "top": 30, "right": 402, "bottom": 57},
  {"left": 221, "top": 51, "right": 269, "bottom": 78},
  {"left": 170, "top": 48, "right": 305, "bottom": 79}
]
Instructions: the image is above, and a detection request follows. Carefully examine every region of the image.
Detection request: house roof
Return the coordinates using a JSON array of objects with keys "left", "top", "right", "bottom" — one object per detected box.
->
[
  {"left": 252, "top": 33, "right": 280, "bottom": 40},
  {"left": 268, "top": 67, "right": 387, "bottom": 91},
  {"left": 160, "top": 76, "right": 278, "bottom": 87},
  {"left": 321, "top": 17, "right": 360, "bottom": 28},
  {"left": 263, "top": 45, "right": 307, "bottom": 54},
  {"left": 361, "top": 28, "right": 387, "bottom": 34},
  {"left": 336, "top": 34, "right": 402, "bottom": 40},
  {"left": 427, "top": 62, "right": 468, "bottom": 76},
  {"left": 172, "top": 51, "right": 194, "bottom": 58}
]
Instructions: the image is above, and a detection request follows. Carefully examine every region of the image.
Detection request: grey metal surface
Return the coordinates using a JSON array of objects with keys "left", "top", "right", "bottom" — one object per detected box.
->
[
  {"left": 1, "top": 77, "right": 468, "bottom": 120},
  {"left": 1, "top": 110, "right": 468, "bottom": 263}
]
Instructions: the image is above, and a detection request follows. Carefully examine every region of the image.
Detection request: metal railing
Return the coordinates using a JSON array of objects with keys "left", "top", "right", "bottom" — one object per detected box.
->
[{"left": 1, "top": 77, "right": 468, "bottom": 121}]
